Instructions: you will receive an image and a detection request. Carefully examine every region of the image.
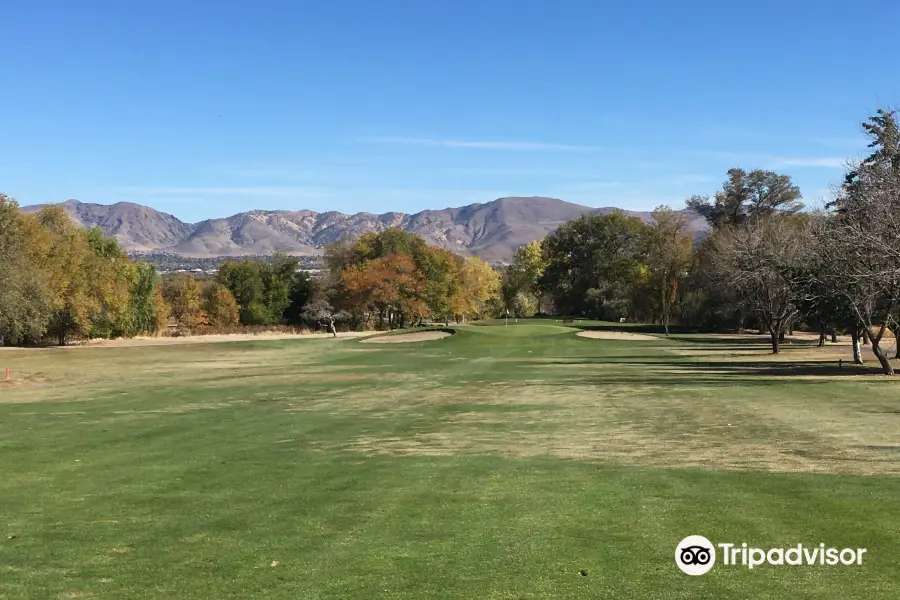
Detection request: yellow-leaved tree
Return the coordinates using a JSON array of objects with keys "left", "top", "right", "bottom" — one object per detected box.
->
[
  {"left": 162, "top": 275, "right": 207, "bottom": 333},
  {"left": 204, "top": 283, "right": 241, "bottom": 327},
  {"left": 0, "top": 194, "right": 52, "bottom": 345},
  {"left": 32, "top": 206, "right": 130, "bottom": 345},
  {"left": 153, "top": 284, "right": 171, "bottom": 333},
  {"left": 452, "top": 256, "right": 501, "bottom": 321}
]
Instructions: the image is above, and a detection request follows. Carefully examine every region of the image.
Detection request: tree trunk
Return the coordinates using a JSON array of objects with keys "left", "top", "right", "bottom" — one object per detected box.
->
[
  {"left": 894, "top": 327, "right": 900, "bottom": 360},
  {"left": 851, "top": 329, "right": 864, "bottom": 365},
  {"left": 778, "top": 329, "right": 786, "bottom": 342},
  {"left": 864, "top": 323, "right": 895, "bottom": 375},
  {"left": 769, "top": 329, "right": 780, "bottom": 354},
  {"left": 818, "top": 322, "right": 826, "bottom": 348},
  {"left": 830, "top": 329, "right": 838, "bottom": 343},
  {"left": 872, "top": 340, "right": 894, "bottom": 375},
  {"left": 664, "top": 316, "right": 670, "bottom": 336},
  {"left": 862, "top": 328, "right": 870, "bottom": 345}
]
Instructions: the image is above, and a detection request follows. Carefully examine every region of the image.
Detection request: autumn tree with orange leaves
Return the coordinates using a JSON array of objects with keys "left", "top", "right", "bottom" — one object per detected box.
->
[
  {"left": 342, "top": 252, "right": 428, "bottom": 329},
  {"left": 325, "top": 229, "right": 501, "bottom": 329}
]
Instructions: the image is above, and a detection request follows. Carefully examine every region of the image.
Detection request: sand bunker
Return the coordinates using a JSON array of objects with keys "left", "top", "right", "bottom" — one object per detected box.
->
[
  {"left": 576, "top": 330, "right": 661, "bottom": 341},
  {"left": 361, "top": 331, "right": 453, "bottom": 344}
]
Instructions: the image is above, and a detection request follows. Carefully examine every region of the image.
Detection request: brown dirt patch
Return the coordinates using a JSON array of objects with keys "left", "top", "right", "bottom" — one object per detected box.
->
[
  {"left": 576, "top": 330, "right": 661, "bottom": 341},
  {"left": 360, "top": 331, "right": 452, "bottom": 344}
]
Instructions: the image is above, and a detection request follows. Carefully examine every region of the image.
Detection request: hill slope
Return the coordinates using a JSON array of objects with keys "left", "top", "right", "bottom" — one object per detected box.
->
[
  {"left": 21, "top": 196, "right": 706, "bottom": 262},
  {"left": 22, "top": 199, "right": 195, "bottom": 251}
]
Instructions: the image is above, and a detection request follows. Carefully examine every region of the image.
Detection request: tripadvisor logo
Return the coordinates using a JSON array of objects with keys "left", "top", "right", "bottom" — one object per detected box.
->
[
  {"left": 676, "top": 535, "right": 716, "bottom": 575},
  {"left": 675, "top": 536, "right": 867, "bottom": 576}
]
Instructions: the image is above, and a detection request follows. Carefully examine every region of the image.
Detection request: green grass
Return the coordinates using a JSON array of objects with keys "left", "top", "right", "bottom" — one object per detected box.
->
[{"left": 1, "top": 321, "right": 900, "bottom": 599}]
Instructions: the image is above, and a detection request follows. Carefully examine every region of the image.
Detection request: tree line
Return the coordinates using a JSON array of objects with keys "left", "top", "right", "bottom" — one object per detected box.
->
[
  {"left": 499, "top": 207, "right": 694, "bottom": 335},
  {"left": 0, "top": 201, "right": 502, "bottom": 345},
  {"left": 1, "top": 201, "right": 165, "bottom": 346},
  {"left": 4, "top": 107, "right": 899, "bottom": 369},
  {"left": 498, "top": 108, "right": 900, "bottom": 374}
]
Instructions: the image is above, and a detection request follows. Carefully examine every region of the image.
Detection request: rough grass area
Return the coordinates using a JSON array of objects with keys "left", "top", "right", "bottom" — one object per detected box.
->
[{"left": 1, "top": 320, "right": 899, "bottom": 599}]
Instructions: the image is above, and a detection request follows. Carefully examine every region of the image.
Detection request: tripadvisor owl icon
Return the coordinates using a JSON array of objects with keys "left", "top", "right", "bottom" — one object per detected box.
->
[{"left": 676, "top": 535, "right": 716, "bottom": 575}]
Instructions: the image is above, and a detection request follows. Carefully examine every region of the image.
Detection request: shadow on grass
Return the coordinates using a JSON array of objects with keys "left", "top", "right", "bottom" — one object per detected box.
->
[
  {"left": 535, "top": 368, "right": 895, "bottom": 388},
  {"left": 665, "top": 334, "right": 786, "bottom": 346},
  {"left": 611, "top": 359, "right": 876, "bottom": 378},
  {"left": 535, "top": 375, "right": 783, "bottom": 388}
]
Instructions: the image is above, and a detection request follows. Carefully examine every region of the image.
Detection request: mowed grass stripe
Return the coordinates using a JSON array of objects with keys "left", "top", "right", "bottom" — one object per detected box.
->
[{"left": 1, "top": 322, "right": 899, "bottom": 598}]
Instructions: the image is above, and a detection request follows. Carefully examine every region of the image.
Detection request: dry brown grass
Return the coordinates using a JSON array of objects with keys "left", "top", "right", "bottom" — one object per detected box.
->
[
  {"left": 0, "top": 330, "right": 379, "bottom": 351},
  {"left": 334, "top": 376, "right": 900, "bottom": 476}
]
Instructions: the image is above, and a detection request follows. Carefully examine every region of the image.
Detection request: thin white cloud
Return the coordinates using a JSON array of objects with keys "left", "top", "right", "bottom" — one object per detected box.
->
[
  {"left": 358, "top": 136, "right": 598, "bottom": 152},
  {"left": 554, "top": 189, "right": 689, "bottom": 212},
  {"left": 562, "top": 181, "right": 624, "bottom": 191},
  {"left": 361, "top": 187, "right": 524, "bottom": 202},
  {"left": 673, "top": 174, "right": 716, "bottom": 185},
  {"left": 439, "top": 166, "right": 597, "bottom": 177},
  {"left": 695, "top": 150, "right": 848, "bottom": 169},
  {"left": 701, "top": 127, "right": 862, "bottom": 148},
  {"left": 634, "top": 160, "right": 672, "bottom": 169},
  {"left": 225, "top": 168, "right": 321, "bottom": 179},
  {"left": 114, "top": 186, "right": 334, "bottom": 198},
  {"left": 769, "top": 157, "right": 847, "bottom": 168}
]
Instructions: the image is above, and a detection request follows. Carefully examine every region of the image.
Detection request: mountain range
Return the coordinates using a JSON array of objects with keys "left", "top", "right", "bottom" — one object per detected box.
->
[{"left": 21, "top": 197, "right": 707, "bottom": 263}]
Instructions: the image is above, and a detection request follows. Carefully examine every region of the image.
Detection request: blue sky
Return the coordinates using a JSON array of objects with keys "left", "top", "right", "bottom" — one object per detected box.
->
[{"left": 2, "top": 0, "right": 898, "bottom": 222}]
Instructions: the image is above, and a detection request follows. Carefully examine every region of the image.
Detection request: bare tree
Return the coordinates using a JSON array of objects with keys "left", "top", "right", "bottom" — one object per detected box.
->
[
  {"left": 817, "top": 194, "right": 900, "bottom": 373},
  {"left": 710, "top": 215, "right": 810, "bottom": 353},
  {"left": 301, "top": 297, "right": 350, "bottom": 337},
  {"left": 816, "top": 109, "right": 900, "bottom": 375}
]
